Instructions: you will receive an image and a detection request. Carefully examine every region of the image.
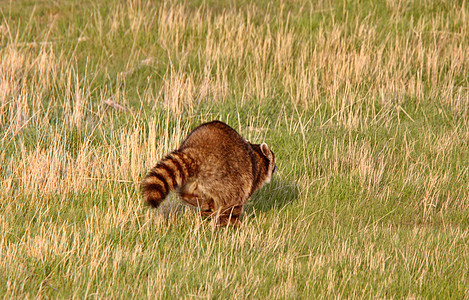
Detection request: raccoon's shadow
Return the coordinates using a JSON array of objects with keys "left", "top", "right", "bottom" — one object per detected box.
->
[
  {"left": 246, "top": 177, "right": 299, "bottom": 213},
  {"left": 154, "top": 177, "right": 299, "bottom": 221}
]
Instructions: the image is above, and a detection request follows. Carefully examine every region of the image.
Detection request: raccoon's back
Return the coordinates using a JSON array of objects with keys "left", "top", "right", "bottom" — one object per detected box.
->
[
  {"left": 179, "top": 121, "right": 255, "bottom": 202},
  {"left": 180, "top": 121, "right": 253, "bottom": 171}
]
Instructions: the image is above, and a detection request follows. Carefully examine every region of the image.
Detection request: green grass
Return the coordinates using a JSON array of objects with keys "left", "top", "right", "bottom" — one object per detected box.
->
[{"left": 1, "top": 0, "right": 468, "bottom": 298}]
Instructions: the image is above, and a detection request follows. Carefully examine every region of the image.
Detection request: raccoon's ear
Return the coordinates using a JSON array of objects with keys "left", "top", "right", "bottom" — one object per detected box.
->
[{"left": 260, "top": 143, "right": 273, "bottom": 159}]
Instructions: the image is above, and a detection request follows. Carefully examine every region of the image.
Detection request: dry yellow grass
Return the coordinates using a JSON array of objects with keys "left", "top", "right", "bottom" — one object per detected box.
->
[{"left": 0, "top": 0, "right": 468, "bottom": 298}]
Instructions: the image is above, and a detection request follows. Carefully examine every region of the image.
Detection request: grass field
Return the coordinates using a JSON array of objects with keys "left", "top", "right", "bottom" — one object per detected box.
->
[{"left": 1, "top": 0, "right": 468, "bottom": 298}]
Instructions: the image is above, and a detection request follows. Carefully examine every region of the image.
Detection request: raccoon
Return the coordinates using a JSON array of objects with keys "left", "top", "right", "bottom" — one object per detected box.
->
[{"left": 141, "top": 120, "right": 276, "bottom": 226}]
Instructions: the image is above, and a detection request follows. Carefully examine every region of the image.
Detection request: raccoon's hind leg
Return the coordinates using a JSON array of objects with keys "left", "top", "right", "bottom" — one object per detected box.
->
[
  {"left": 179, "top": 191, "right": 215, "bottom": 216},
  {"left": 178, "top": 191, "right": 202, "bottom": 207},
  {"left": 215, "top": 205, "right": 244, "bottom": 226},
  {"left": 178, "top": 182, "right": 216, "bottom": 217},
  {"left": 198, "top": 199, "right": 216, "bottom": 217}
]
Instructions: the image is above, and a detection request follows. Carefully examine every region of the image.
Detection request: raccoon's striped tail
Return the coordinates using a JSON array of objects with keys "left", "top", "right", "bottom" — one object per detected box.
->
[{"left": 142, "top": 150, "right": 195, "bottom": 208}]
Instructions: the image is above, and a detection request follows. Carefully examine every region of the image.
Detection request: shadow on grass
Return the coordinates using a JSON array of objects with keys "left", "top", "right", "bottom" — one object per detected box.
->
[
  {"left": 247, "top": 176, "right": 299, "bottom": 213},
  {"left": 152, "top": 177, "right": 299, "bottom": 222}
]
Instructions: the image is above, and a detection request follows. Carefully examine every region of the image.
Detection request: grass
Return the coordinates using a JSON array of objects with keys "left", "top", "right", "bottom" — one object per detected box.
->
[{"left": 1, "top": 0, "right": 468, "bottom": 298}]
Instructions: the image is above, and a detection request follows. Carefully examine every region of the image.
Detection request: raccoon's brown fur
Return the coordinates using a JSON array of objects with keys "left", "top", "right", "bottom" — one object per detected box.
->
[{"left": 141, "top": 120, "right": 276, "bottom": 226}]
